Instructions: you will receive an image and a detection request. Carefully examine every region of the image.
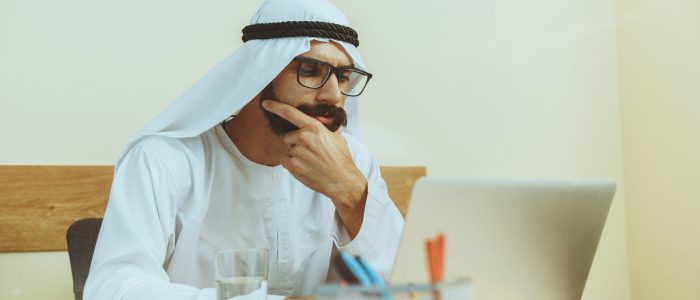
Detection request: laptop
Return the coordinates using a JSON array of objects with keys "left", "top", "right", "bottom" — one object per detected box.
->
[{"left": 390, "top": 177, "right": 615, "bottom": 300}]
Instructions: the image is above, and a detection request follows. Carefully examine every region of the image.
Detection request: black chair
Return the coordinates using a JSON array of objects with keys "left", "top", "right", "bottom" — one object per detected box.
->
[{"left": 66, "top": 218, "right": 103, "bottom": 300}]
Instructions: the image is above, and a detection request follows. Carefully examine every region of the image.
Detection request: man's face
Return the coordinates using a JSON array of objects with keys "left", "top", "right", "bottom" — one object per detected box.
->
[{"left": 261, "top": 41, "right": 353, "bottom": 135}]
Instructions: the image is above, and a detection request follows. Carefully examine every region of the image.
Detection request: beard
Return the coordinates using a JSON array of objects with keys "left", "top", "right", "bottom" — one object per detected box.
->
[{"left": 260, "top": 84, "right": 348, "bottom": 136}]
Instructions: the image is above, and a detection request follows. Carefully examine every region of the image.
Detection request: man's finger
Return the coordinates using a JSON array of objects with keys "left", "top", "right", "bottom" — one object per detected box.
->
[
  {"left": 282, "top": 131, "right": 300, "bottom": 146},
  {"left": 262, "top": 100, "right": 319, "bottom": 129}
]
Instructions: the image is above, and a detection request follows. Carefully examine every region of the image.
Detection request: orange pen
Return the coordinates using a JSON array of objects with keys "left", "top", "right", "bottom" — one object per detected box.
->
[
  {"left": 425, "top": 234, "right": 446, "bottom": 284},
  {"left": 425, "top": 239, "right": 435, "bottom": 283},
  {"left": 436, "top": 234, "right": 445, "bottom": 282}
]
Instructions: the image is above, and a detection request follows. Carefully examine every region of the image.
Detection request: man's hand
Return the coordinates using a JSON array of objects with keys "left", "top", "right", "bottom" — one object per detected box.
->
[{"left": 262, "top": 100, "right": 367, "bottom": 238}]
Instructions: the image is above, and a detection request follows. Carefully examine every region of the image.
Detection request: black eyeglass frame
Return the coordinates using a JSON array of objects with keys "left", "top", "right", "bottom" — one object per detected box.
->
[{"left": 292, "top": 57, "right": 373, "bottom": 97}]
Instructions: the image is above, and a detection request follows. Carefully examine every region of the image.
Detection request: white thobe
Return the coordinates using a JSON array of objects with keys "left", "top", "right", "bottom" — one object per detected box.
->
[{"left": 84, "top": 124, "right": 404, "bottom": 299}]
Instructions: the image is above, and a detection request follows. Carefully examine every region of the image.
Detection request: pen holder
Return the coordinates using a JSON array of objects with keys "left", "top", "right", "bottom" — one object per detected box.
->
[{"left": 313, "top": 278, "right": 473, "bottom": 300}]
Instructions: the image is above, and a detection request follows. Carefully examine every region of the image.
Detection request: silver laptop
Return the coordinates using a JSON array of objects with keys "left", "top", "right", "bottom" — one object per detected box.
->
[{"left": 390, "top": 177, "right": 615, "bottom": 300}]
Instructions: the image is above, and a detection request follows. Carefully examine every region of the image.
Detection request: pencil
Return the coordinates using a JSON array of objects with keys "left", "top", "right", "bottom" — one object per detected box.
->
[
  {"left": 425, "top": 239, "right": 436, "bottom": 283},
  {"left": 436, "top": 234, "right": 445, "bottom": 282}
]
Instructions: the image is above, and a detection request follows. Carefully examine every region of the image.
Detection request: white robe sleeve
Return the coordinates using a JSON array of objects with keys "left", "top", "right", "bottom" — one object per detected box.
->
[
  {"left": 84, "top": 142, "right": 215, "bottom": 300},
  {"left": 331, "top": 138, "right": 405, "bottom": 280}
]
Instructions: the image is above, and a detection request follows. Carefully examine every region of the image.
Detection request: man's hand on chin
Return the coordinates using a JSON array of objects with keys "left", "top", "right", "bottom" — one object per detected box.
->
[{"left": 262, "top": 100, "right": 368, "bottom": 238}]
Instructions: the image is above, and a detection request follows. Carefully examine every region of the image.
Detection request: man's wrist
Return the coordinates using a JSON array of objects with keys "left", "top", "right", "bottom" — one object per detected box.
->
[
  {"left": 330, "top": 170, "right": 367, "bottom": 209},
  {"left": 329, "top": 169, "right": 368, "bottom": 238}
]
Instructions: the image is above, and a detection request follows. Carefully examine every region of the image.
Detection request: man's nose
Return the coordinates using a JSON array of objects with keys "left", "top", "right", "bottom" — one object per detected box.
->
[{"left": 316, "top": 73, "right": 343, "bottom": 106}]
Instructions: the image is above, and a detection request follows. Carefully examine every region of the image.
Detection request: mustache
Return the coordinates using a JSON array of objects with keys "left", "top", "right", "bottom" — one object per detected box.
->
[
  {"left": 282, "top": 103, "right": 347, "bottom": 132},
  {"left": 296, "top": 103, "right": 347, "bottom": 122},
  {"left": 259, "top": 84, "right": 348, "bottom": 135},
  {"left": 262, "top": 102, "right": 348, "bottom": 135}
]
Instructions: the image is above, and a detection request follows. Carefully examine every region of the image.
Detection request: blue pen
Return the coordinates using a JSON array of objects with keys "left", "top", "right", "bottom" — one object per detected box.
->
[
  {"left": 339, "top": 251, "right": 372, "bottom": 287},
  {"left": 355, "top": 256, "right": 385, "bottom": 287},
  {"left": 355, "top": 256, "right": 393, "bottom": 300}
]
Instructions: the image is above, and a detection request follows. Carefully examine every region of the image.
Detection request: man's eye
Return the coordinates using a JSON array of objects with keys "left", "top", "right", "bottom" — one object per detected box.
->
[
  {"left": 337, "top": 71, "right": 352, "bottom": 82},
  {"left": 337, "top": 74, "right": 349, "bottom": 82},
  {"left": 300, "top": 64, "right": 321, "bottom": 76},
  {"left": 301, "top": 67, "right": 319, "bottom": 76}
]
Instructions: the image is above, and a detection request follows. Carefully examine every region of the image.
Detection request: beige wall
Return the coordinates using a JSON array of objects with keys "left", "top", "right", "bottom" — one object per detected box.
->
[
  {"left": 617, "top": 0, "right": 700, "bottom": 299},
  {"left": 0, "top": 0, "right": 630, "bottom": 299}
]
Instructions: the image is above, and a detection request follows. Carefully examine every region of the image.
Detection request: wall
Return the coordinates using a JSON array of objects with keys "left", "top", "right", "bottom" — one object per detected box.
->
[
  {"left": 0, "top": 0, "right": 630, "bottom": 299},
  {"left": 617, "top": 0, "right": 700, "bottom": 299}
]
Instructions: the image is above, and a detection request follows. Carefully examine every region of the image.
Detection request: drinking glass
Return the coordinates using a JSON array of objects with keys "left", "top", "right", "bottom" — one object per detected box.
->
[{"left": 214, "top": 248, "right": 269, "bottom": 300}]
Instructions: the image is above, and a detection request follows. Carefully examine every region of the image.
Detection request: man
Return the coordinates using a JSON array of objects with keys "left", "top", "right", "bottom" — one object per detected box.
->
[{"left": 84, "top": 0, "right": 403, "bottom": 299}]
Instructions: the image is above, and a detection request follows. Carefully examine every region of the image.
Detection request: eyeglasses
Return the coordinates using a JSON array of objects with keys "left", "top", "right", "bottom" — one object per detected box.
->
[{"left": 292, "top": 57, "right": 373, "bottom": 97}]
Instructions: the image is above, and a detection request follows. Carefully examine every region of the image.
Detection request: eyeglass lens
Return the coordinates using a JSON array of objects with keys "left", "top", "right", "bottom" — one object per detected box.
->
[{"left": 297, "top": 60, "right": 369, "bottom": 96}]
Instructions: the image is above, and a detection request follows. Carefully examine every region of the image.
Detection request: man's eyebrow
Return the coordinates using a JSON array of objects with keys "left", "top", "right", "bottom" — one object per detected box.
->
[{"left": 297, "top": 56, "right": 354, "bottom": 68}]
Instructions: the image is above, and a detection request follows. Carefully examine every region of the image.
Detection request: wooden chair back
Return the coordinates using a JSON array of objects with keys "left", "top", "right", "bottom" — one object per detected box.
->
[{"left": 0, "top": 165, "right": 425, "bottom": 252}]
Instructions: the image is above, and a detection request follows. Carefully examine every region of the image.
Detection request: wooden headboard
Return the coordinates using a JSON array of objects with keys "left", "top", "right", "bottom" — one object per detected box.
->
[{"left": 0, "top": 165, "right": 425, "bottom": 252}]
